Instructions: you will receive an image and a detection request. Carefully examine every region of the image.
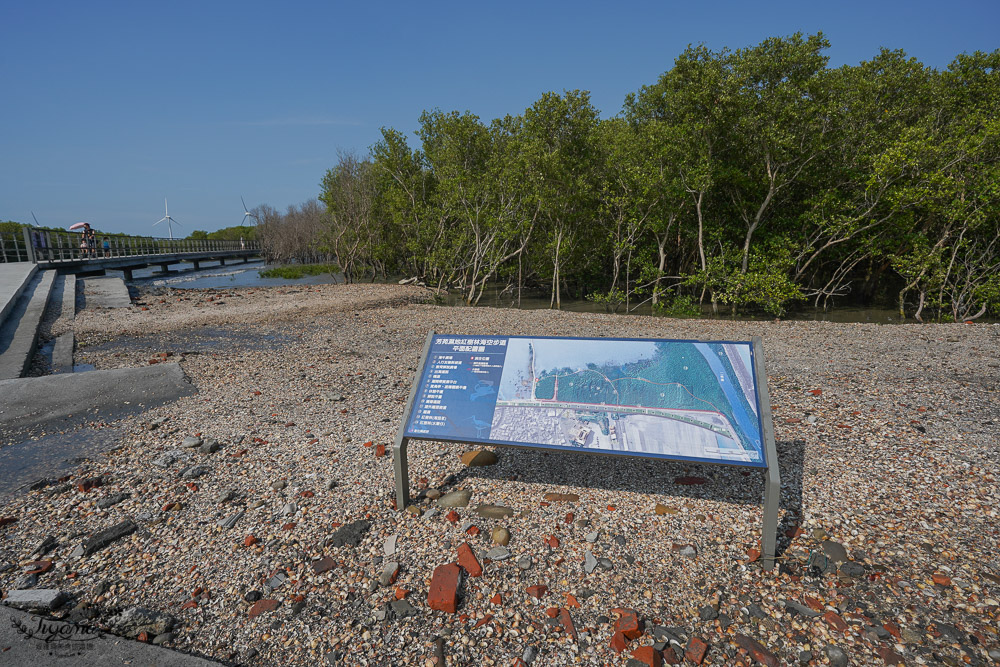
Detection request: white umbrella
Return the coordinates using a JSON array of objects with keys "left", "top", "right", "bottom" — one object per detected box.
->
[{"left": 68, "top": 222, "right": 91, "bottom": 230}]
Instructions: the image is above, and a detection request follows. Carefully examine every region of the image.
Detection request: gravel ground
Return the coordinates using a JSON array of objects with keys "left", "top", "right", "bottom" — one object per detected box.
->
[{"left": 1, "top": 282, "right": 999, "bottom": 667}]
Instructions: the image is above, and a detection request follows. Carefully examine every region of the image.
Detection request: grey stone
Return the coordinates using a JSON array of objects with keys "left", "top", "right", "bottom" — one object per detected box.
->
[
  {"left": 485, "top": 546, "right": 511, "bottom": 561},
  {"left": 425, "top": 489, "right": 441, "bottom": 500},
  {"left": 326, "top": 520, "right": 371, "bottom": 548},
  {"left": 151, "top": 450, "right": 188, "bottom": 468},
  {"left": 517, "top": 556, "right": 532, "bottom": 570},
  {"left": 987, "top": 648, "right": 1000, "bottom": 662},
  {"left": 598, "top": 557, "right": 613, "bottom": 571},
  {"left": 181, "top": 436, "right": 203, "bottom": 448},
  {"left": 460, "top": 521, "right": 474, "bottom": 533},
  {"left": 152, "top": 632, "right": 175, "bottom": 645},
  {"left": 217, "top": 511, "right": 244, "bottom": 529},
  {"left": 438, "top": 490, "right": 472, "bottom": 508},
  {"left": 3, "top": 589, "right": 70, "bottom": 611},
  {"left": 699, "top": 605, "right": 718, "bottom": 621},
  {"left": 30, "top": 535, "right": 58, "bottom": 557},
  {"left": 281, "top": 502, "right": 297, "bottom": 516},
  {"left": 585, "top": 530, "right": 600, "bottom": 543},
  {"left": 383, "top": 533, "right": 398, "bottom": 557},
  {"left": 522, "top": 645, "right": 539, "bottom": 663},
  {"left": 390, "top": 599, "right": 418, "bottom": 619},
  {"left": 69, "top": 545, "right": 85, "bottom": 559},
  {"left": 83, "top": 520, "right": 137, "bottom": 556},
  {"left": 839, "top": 561, "right": 865, "bottom": 578},
  {"left": 14, "top": 573, "right": 39, "bottom": 589},
  {"left": 373, "top": 607, "right": 387, "bottom": 621},
  {"left": 783, "top": 600, "right": 820, "bottom": 618},
  {"left": 108, "top": 606, "right": 175, "bottom": 638},
  {"left": 379, "top": 562, "right": 399, "bottom": 586},
  {"left": 216, "top": 489, "right": 236, "bottom": 504},
  {"left": 584, "top": 551, "right": 598, "bottom": 574},
  {"left": 798, "top": 650, "right": 813, "bottom": 664},
  {"left": 822, "top": 540, "right": 848, "bottom": 563},
  {"left": 43, "top": 483, "right": 72, "bottom": 496},
  {"left": 421, "top": 508, "right": 438, "bottom": 519},
  {"left": 679, "top": 545, "right": 697, "bottom": 558},
  {"left": 251, "top": 500, "right": 265, "bottom": 509},
  {"left": 291, "top": 601, "right": 306, "bottom": 616},
  {"left": 326, "top": 479, "right": 338, "bottom": 490},
  {"left": 266, "top": 572, "right": 288, "bottom": 590},
  {"left": 199, "top": 439, "right": 220, "bottom": 454},
  {"left": 824, "top": 644, "right": 848, "bottom": 667},
  {"left": 475, "top": 504, "right": 514, "bottom": 519},
  {"left": 97, "top": 492, "right": 130, "bottom": 509},
  {"left": 180, "top": 464, "right": 211, "bottom": 479},
  {"left": 244, "top": 591, "right": 261, "bottom": 603},
  {"left": 614, "top": 534, "right": 626, "bottom": 546},
  {"left": 272, "top": 479, "right": 288, "bottom": 491}
]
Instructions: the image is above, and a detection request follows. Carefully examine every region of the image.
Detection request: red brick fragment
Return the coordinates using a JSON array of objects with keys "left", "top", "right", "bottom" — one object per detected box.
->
[
  {"left": 394, "top": 587, "right": 409, "bottom": 600},
  {"left": 545, "top": 535, "right": 560, "bottom": 548},
  {"left": 733, "top": 634, "right": 777, "bottom": 667},
  {"left": 526, "top": 585, "right": 548, "bottom": 599},
  {"left": 310, "top": 556, "right": 335, "bottom": 575},
  {"left": 457, "top": 542, "right": 482, "bottom": 577},
  {"left": 466, "top": 525, "right": 480, "bottom": 537},
  {"left": 558, "top": 608, "right": 578, "bottom": 641},
  {"left": 877, "top": 646, "right": 905, "bottom": 665},
  {"left": 375, "top": 443, "right": 386, "bottom": 458},
  {"left": 565, "top": 512, "right": 575, "bottom": 523},
  {"left": 662, "top": 646, "right": 680, "bottom": 664},
  {"left": 931, "top": 572, "right": 951, "bottom": 586},
  {"left": 137, "top": 631, "right": 149, "bottom": 642},
  {"left": 231, "top": 449, "right": 247, "bottom": 457},
  {"left": 281, "top": 522, "right": 296, "bottom": 531},
  {"left": 685, "top": 637, "right": 708, "bottom": 664},
  {"left": 490, "top": 593, "right": 502, "bottom": 605},
  {"left": 630, "top": 646, "right": 662, "bottom": 667},
  {"left": 545, "top": 607, "right": 559, "bottom": 618},
  {"left": 427, "top": 563, "right": 461, "bottom": 613},
  {"left": 446, "top": 510, "right": 460, "bottom": 523},
  {"left": 804, "top": 596, "right": 824, "bottom": 611},
  {"left": 610, "top": 631, "right": 628, "bottom": 653},
  {"left": 363, "top": 441, "right": 373, "bottom": 448},
  {"left": 883, "top": 622, "right": 901, "bottom": 639},
  {"left": 808, "top": 388, "right": 822, "bottom": 396},
  {"left": 248, "top": 599, "right": 280, "bottom": 618},
  {"left": 299, "top": 490, "right": 314, "bottom": 498},
  {"left": 565, "top": 594, "right": 580, "bottom": 608},
  {"left": 76, "top": 477, "right": 103, "bottom": 493},
  {"left": 747, "top": 548, "right": 761, "bottom": 563},
  {"left": 474, "top": 614, "right": 493, "bottom": 628},
  {"left": 613, "top": 609, "right": 643, "bottom": 640},
  {"left": 23, "top": 560, "right": 53, "bottom": 575},
  {"left": 180, "top": 600, "right": 198, "bottom": 610},
  {"left": 823, "top": 610, "right": 848, "bottom": 632}
]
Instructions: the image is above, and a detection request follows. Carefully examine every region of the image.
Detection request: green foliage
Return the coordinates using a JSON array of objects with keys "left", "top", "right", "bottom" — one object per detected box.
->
[
  {"left": 254, "top": 35, "right": 1000, "bottom": 320},
  {"left": 258, "top": 263, "right": 339, "bottom": 279},
  {"left": 653, "top": 294, "right": 702, "bottom": 318}
]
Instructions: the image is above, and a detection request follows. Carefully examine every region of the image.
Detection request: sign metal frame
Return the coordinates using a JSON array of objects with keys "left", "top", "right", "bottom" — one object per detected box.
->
[{"left": 392, "top": 330, "right": 781, "bottom": 569}]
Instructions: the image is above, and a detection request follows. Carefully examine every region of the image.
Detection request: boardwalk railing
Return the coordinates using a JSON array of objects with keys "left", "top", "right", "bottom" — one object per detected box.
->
[{"left": 1, "top": 227, "right": 259, "bottom": 263}]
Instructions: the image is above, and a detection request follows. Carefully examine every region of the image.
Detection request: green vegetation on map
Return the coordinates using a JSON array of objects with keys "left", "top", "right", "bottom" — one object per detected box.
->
[
  {"left": 533, "top": 341, "right": 756, "bottom": 449},
  {"left": 259, "top": 263, "right": 339, "bottom": 279}
]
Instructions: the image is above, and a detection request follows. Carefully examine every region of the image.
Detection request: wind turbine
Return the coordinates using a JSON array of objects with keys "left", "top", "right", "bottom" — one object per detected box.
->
[
  {"left": 240, "top": 196, "right": 258, "bottom": 226},
  {"left": 153, "top": 199, "right": 182, "bottom": 239}
]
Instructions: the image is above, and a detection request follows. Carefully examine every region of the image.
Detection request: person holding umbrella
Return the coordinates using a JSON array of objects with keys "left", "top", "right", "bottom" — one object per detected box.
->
[{"left": 69, "top": 222, "right": 97, "bottom": 258}]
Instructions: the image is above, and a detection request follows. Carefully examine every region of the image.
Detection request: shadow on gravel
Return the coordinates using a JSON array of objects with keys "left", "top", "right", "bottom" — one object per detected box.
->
[{"left": 446, "top": 438, "right": 806, "bottom": 542}]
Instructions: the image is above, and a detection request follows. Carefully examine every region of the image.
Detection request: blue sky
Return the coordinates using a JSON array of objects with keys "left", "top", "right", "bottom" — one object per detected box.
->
[{"left": 2, "top": 1, "right": 997, "bottom": 236}]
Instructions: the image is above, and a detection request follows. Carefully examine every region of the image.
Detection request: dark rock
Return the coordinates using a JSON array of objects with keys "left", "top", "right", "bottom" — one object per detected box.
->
[
  {"left": 291, "top": 601, "right": 306, "bottom": 616},
  {"left": 96, "top": 493, "right": 130, "bottom": 510},
  {"left": 3, "top": 589, "right": 70, "bottom": 611},
  {"left": 822, "top": 540, "right": 848, "bottom": 563},
  {"left": 108, "top": 607, "right": 175, "bottom": 638},
  {"left": 180, "top": 464, "right": 211, "bottom": 479},
  {"left": 244, "top": 591, "right": 262, "bottom": 603},
  {"left": 839, "top": 561, "right": 865, "bottom": 578},
  {"left": 824, "top": 644, "right": 848, "bottom": 667},
  {"left": 522, "top": 645, "right": 539, "bottom": 663},
  {"left": 83, "top": 520, "right": 137, "bottom": 556},
  {"left": 699, "top": 605, "right": 718, "bottom": 621},
  {"left": 152, "top": 632, "right": 175, "bottom": 645},
  {"left": 798, "top": 650, "right": 813, "bottom": 664},
  {"left": 325, "top": 520, "right": 371, "bottom": 548},
  {"left": 783, "top": 600, "right": 820, "bottom": 618},
  {"left": 390, "top": 599, "right": 418, "bottom": 619},
  {"left": 717, "top": 613, "right": 732, "bottom": 631},
  {"left": 30, "top": 535, "right": 59, "bottom": 557}
]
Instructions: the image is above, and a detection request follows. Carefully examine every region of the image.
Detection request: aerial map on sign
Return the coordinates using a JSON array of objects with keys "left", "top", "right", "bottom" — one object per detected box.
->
[{"left": 404, "top": 336, "right": 766, "bottom": 467}]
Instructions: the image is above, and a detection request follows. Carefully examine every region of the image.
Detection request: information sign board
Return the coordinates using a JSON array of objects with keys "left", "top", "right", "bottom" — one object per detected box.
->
[
  {"left": 404, "top": 335, "right": 767, "bottom": 468},
  {"left": 392, "top": 332, "right": 781, "bottom": 569}
]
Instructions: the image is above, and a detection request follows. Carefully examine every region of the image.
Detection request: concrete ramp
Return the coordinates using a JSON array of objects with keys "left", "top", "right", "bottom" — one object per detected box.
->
[
  {"left": 0, "top": 263, "right": 38, "bottom": 325},
  {"left": 0, "top": 269, "right": 56, "bottom": 380},
  {"left": 0, "top": 362, "right": 196, "bottom": 443},
  {"left": 81, "top": 275, "right": 131, "bottom": 308}
]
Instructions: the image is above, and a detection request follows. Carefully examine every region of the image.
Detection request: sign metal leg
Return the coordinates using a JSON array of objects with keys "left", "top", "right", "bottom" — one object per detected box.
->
[
  {"left": 393, "top": 436, "right": 410, "bottom": 511},
  {"left": 752, "top": 336, "right": 781, "bottom": 571}
]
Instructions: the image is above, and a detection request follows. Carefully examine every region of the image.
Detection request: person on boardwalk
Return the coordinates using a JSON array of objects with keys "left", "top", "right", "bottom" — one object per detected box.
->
[
  {"left": 82, "top": 223, "right": 97, "bottom": 258},
  {"left": 102, "top": 236, "right": 111, "bottom": 257}
]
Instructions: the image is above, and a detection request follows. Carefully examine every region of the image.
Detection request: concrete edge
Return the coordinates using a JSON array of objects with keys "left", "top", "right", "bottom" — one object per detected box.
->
[
  {"left": 0, "top": 270, "right": 56, "bottom": 380},
  {"left": 0, "top": 264, "right": 38, "bottom": 326},
  {"left": 0, "top": 605, "right": 224, "bottom": 666}
]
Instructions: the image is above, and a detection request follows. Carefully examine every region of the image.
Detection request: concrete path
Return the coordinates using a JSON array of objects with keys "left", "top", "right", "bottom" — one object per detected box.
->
[
  {"left": 80, "top": 276, "right": 131, "bottom": 309},
  {"left": 1, "top": 605, "right": 222, "bottom": 666},
  {"left": 0, "top": 363, "right": 196, "bottom": 443},
  {"left": 0, "top": 269, "right": 56, "bottom": 380},
  {"left": 0, "top": 262, "right": 37, "bottom": 325}
]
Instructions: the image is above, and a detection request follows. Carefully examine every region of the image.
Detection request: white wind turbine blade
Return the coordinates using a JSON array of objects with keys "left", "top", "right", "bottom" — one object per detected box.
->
[{"left": 31, "top": 212, "right": 40, "bottom": 226}]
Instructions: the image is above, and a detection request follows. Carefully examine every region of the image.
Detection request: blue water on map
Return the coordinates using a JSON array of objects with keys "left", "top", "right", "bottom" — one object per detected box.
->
[{"left": 695, "top": 343, "right": 764, "bottom": 464}]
